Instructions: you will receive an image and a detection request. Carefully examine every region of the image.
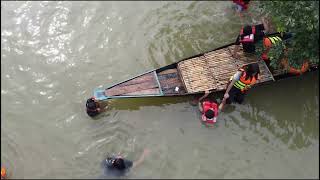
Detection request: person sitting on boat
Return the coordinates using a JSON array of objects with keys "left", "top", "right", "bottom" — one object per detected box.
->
[
  {"left": 101, "top": 148, "right": 150, "bottom": 177},
  {"left": 232, "top": 24, "right": 267, "bottom": 59},
  {"left": 219, "top": 63, "right": 260, "bottom": 110},
  {"left": 232, "top": 17, "right": 294, "bottom": 60},
  {"left": 198, "top": 90, "right": 219, "bottom": 126},
  {"left": 86, "top": 97, "right": 101, "bottom": 117}
]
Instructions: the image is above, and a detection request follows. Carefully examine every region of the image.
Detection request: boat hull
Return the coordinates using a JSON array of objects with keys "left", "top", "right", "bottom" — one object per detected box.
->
[{"left": 92, "top": 42, "right": 318, "bottom": 102}]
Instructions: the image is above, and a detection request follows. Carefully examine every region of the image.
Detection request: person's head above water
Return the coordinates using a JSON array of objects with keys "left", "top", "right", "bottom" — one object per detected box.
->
[
  {"left": 86, "top": 97, "right": 101, "bottom": 117},
  {"left": 86, "top": 98, "right": 97, "bottom": 110},
  {"left": 105, "top": 156, "right": 127, "bottom": 170},
  {"left": 113, "top": 158, "right": 126, "bottom": 170},
  {"left": 205, "top": 109, "right": 215, "bottom": 119}
]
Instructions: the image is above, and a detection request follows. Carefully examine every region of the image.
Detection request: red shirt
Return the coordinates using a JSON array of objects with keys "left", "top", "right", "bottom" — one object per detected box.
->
[
  {"left": 201, "top": 101, "right": 218, "bottom": 124},
  {"left": 233, "top": 0, "right": 249, "bottom": 10}
]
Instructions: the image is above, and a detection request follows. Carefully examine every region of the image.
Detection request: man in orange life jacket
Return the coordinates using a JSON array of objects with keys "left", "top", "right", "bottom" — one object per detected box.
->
[
  {"left": 198, "top": 90, "right": 219, "bottom": 126},
  {"left": 219, "top": 63, "right": 260, "bottom": 110},
  {"left": 261, "top": 32, "right": 293, "bottom": 67}
]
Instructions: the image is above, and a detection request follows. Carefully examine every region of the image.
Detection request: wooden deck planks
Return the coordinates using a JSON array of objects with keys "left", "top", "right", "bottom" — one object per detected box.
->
[
  {"left": 105, "top": 72, "right": 160, "bottom": 96},
  {"left": 178, "top": 45, "right": 275, "bottom": 93},
  {"left": 157, "top": 68, "right": 187, "bottom": 95},
  {"left": 122, "top": 88, "right": 160, "bottom": 96}
]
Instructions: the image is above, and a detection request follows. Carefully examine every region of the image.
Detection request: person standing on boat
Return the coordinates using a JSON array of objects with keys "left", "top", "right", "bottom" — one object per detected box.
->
[
  {"left": 86, "top": 97, "right": 101, "bottom": 117},
  {"left": 219, "top": 63, "right": 260, "bottom": 110},
  {"left": 231, "top": 17, "right": 293, "bottom": 61},
  {"left": 231, "top": 17, "right": 271, "bottom": 59},
  {"left": 101, "top": 148, "right": 150, "bottom": 178},
  {"left": 198, "top": 90, "right": 219, "bottom": 127},
  {"left": 232, "top": 25, "right": 266, "bottom": 58}
]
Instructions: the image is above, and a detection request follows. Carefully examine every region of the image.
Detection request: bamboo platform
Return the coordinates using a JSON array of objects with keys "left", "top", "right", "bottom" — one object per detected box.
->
[{"left": 178, "top": 45, "right": 275, "bottom": 93}]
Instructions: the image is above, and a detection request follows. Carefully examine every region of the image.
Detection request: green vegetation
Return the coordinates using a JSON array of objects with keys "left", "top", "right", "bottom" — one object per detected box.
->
[{"left": 257, "top": 1, "right": 319, "bottom": 68}]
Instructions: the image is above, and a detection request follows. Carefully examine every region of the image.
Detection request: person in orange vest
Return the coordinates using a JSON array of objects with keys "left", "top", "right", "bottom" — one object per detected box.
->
[
  {"left": 219, "top": 63, "right": 260, "bottom": 110},
  {"left": 198, "top": 90, "right": 219, "bottom": 127},
  {"left": 261, "top": 32, "right": 293, "bottom": 67}
]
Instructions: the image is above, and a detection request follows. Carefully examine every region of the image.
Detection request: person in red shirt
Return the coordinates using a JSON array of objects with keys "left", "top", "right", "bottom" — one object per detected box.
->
[
  {"left": 232, "top": 0, "right": 252, "bottom": 20},
  {"left": 233, "top": 0, "right": 250, "bottom": 13},
  {"left": 198, "top": 90, "right": 219, "bottom": 127}
]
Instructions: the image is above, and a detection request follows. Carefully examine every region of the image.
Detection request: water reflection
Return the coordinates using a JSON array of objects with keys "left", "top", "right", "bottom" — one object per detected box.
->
[{"left": 235, "top": 71, "right": 319, "bottom": 149}]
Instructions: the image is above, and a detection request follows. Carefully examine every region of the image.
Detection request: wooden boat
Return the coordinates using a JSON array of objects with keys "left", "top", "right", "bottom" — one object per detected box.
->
[{"left": 90, "top": 42, "right": 318, "bottom": 108}]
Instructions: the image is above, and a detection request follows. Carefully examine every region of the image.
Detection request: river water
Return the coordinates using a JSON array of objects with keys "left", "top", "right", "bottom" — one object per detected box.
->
[{"left": 1, "top": 1, "right": 319, "bottom": 179}]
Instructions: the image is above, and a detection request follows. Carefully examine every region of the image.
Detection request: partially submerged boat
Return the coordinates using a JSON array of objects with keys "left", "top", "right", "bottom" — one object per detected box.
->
[{"left": 88, "top": 41, "right": 318, "bottom": 115}]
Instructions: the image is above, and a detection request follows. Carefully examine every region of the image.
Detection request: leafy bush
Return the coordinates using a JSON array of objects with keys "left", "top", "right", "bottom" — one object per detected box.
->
[{"left": 258, "top": 1, "right": 319, "bottom": 68}]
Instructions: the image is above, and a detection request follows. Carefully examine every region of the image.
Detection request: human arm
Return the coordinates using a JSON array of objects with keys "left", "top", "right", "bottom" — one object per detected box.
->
[
  {"left": 198, "top": 102, "right": 204, "bottom": 113},
  {"left": 132, "top": 148, "right": 150, "bottom": 169},
  {"left": 199, "top": 90, "right": 210, "bottom": 102},
  {"left": 198, "top": 90, "right": 210, "bottom": 113},
  {"left": 219, "top": 71, "right": 242, "bottom": 110},
  {"left": 224, "top": 71, "right": 241, "bottom": 98}
]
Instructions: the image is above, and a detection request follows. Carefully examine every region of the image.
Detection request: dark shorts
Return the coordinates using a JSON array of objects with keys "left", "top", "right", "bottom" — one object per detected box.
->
[{"left": 226, "top": 86, "right": 246, "bottom": 104}]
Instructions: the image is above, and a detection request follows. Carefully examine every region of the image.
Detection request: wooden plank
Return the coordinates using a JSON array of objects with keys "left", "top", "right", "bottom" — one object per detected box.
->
[
  {"left": 159, "top": 75, "right": 183, "bottom": 83},
  {"left": 157, "top": 69, "right": 178, "bottom": 75},
  {"left": 176, "top": 63, "right": 189, "bottom": 94},
  {"left": 118, "top": 72, "right": 155, "bottom": 87},
  {"left": 105, "top": 81, "right": 158, "bottom": 96},
  {"left": 121, "top": 88, "right": 160, "bottom": 96},
  {"left": 157, "top": 67, "right": 187, "bottom": 95},
  {"left": 162, "top": 85, "right": 186, "bottom": 94},
  {"left": 157, "top": 73, "right": 178, "bottom": 80}
]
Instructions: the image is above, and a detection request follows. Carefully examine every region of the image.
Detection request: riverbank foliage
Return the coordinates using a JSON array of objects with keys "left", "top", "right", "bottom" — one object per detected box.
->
[{"left": 258, "top": 1, "right": 319, "bottom": 68}]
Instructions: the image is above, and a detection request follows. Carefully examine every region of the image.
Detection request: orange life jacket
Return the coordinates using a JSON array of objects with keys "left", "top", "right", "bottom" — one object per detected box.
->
[
  {"left": 262, "top": 36, "right": 283, "bottom": 61},
  {"left": 233, "top": 69, "right": 257, "bottom": 92}
]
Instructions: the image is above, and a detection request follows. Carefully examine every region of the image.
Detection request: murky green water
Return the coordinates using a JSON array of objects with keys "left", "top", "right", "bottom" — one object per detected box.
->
[{"left": 1, "top": 1, "right": 318, "bottom": 179}]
